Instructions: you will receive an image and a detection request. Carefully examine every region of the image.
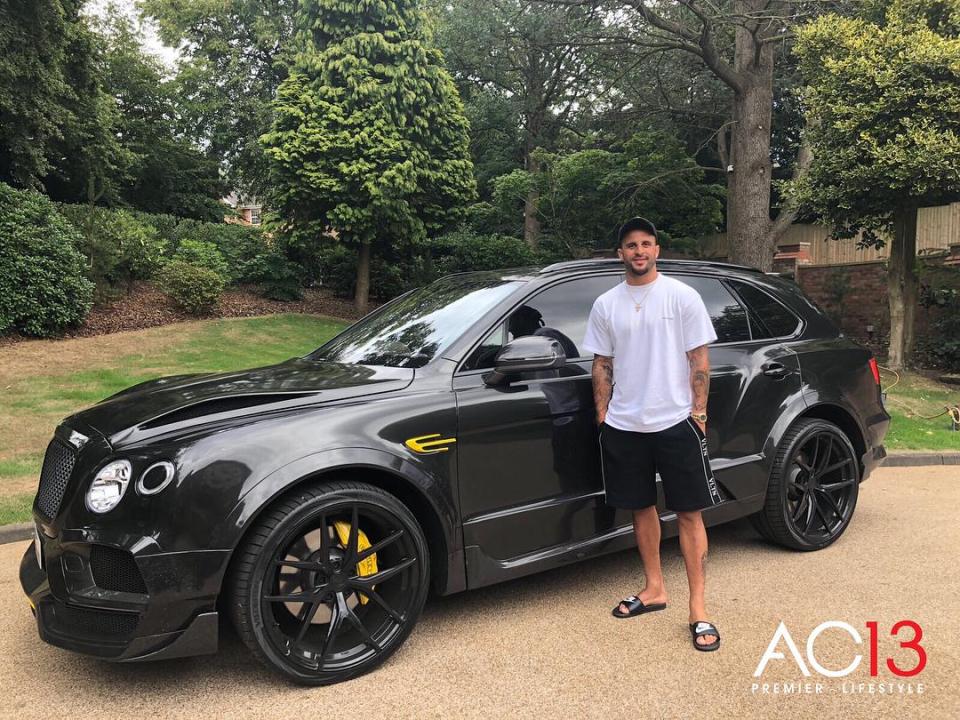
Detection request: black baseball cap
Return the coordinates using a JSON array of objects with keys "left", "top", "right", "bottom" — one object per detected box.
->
[{"left": 617, "top": 216, "right": 659, "bottom": 245}]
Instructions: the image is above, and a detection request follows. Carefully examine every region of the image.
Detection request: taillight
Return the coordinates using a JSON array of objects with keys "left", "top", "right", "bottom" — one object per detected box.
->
[{"left": 869, "top": 357, "right": 881, "bottom": 386}]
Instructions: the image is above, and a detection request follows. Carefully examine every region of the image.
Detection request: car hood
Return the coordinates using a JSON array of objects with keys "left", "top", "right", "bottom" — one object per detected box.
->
[{"left": 66, "top": 358, "right": 415, "bottom": 444}]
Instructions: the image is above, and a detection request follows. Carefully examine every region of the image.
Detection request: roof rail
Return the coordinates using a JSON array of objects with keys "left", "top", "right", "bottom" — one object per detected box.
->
[{"left": 537, "top": 258, "right": 762, "bottom": 274}]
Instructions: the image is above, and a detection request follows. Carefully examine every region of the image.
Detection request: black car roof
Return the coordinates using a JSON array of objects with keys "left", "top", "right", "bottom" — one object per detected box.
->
[
  {"left": 454, "top": 258, "right": 766, "bottom": 284},
  {"left": 538, "top": 257, "right": 764, "bottom": 275}
]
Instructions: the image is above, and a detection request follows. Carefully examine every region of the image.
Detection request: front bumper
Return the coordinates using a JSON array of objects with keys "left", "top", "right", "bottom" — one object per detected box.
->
[{"left": 20, "top": 528, "right": 228, "bottom": 662}]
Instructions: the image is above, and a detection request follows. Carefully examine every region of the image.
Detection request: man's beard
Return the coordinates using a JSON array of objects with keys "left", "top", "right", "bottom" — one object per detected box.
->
[{"left": 625, "top": 259, "right": 653, "bottom": 277}]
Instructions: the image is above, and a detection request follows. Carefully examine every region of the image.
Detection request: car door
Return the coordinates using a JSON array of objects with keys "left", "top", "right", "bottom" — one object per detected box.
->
[
  {"left": 671, "top": 273, "right": 804, "bottom": 504},
  {"left": 453, "top": 274, "right": 626, "bottom": 584}
]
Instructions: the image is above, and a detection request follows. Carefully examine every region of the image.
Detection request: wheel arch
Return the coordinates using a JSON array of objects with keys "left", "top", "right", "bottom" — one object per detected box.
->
[
  {"left": 797, "top": 403, "right": 867, "bottom": 480},
  {"left": 217, "top": 450, "right": 463, "bottom": 604}
]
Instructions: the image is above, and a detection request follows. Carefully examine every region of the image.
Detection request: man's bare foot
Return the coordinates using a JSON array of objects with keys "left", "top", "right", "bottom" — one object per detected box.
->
[
  {"left": 689, "top": 613, "right": 718, "bottom": 647},
  {"left": 617, "top": 588, "right": 667, "bottom": 616},
  {"left": 689, "top": 620, "right": 720, "bottom": 650}
]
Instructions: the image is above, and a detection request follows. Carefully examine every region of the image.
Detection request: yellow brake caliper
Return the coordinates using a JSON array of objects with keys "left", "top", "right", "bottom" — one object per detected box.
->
[{"left": 332, "top": 520, "right": 378, "bottom": 604}]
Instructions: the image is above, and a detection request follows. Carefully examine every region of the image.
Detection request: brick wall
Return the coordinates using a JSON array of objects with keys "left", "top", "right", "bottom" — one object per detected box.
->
[
  {"left": 795, "top": 261, "right": 889, "bottom": 354},
  {"left": 793, "top": 248, "right": 959, "bottom": 359}
]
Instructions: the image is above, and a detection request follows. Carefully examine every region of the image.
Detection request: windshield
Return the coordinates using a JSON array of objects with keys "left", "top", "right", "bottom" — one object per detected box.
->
[{"left": 308, "top": 275, "right": 525, "bottom": 368}]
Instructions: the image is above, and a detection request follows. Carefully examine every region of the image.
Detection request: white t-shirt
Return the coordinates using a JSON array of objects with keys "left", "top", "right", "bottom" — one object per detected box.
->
[{"left": 582, "top": 274, "right": 718, "bottom": 433}]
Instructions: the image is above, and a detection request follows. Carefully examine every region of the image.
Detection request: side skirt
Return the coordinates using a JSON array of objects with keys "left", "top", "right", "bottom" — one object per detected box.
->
[{"left": 464, "top": 493, "right": 766, "bottom": 590}]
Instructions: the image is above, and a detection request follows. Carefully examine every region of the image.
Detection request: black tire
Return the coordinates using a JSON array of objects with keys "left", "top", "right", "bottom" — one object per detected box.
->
[
  {"left": 751, "top": 418, "right": 860, "bottom": 551},
  {"left": 228, "top": 481, "right": 430, "bottom": 685}
]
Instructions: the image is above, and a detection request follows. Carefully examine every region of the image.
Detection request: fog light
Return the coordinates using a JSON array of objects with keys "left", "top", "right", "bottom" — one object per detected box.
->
[{"left": 86, "top": 460, "right": 131, "bottom": 514}]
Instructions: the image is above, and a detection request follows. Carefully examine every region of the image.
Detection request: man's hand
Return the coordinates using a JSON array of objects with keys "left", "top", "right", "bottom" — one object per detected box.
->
[{"left": 694, "top": 418, "right": 706, "bottom": 436}]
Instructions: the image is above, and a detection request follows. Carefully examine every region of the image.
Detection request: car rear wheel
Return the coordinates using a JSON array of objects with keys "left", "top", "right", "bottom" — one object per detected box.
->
[
  {"left": 751, "top": 418, "right": 860, "bottom": 551},
  {"left": 229, "top": 481, "right": 429, "bottom": 684}
]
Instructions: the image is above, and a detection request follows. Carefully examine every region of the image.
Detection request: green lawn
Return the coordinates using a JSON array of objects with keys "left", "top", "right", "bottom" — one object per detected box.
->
[
  {"left": 0, "top": 494, "right": 34, "bottom": 526},
  {"left": 0, "top": 314, "right": 347, "bottom": 524},
  {"left": 882, "top": 370, "right": 960, "bottom": 452}
]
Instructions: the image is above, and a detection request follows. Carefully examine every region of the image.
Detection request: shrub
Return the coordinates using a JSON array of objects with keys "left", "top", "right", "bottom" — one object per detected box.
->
[
  {"left": 280, "top": 234, "right": 328, "bottom": 287},
  {"left": 320, "top": 245, "right": 359, "bottom": 299},
  {"left": 917, "top": 263, "right": 960, "bottom": 371},
  {"left": 319, "top": 245, "right": 427, "bottom": 301},
  {"left": 61, "top": 206, "right": 270, "bottom": 287},
  {"left": 156, "top": 260, "right": 225, "bottom": 314},
  {"left": 0, "top": 185, "right": 94, "bottom": 336},
  {"left": 59, "top": 204, "right": 167, "bottom": 298},
  {"left": 171, "top": 220, "right": 269, "bottom": 282},
  {"left": 430, "top": 229, "right": 535, "bottom": 274},
  {"left": 129, "top": 210, "right": 181, "bottom": 248},
  {"left": 242, "top": 252, "right": 304, "bottom": 301},
  {"left": 372, "top": 259, "right": 421, "bottom": 300},
  {"left": 320, "top": 233, "right": 535, "bottom": 302},
  {"left": 171, "top": 240, "right": 230, "bottom": 280}
]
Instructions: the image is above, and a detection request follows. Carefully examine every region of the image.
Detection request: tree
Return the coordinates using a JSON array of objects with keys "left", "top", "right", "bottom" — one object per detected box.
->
[
  {"left": 549, "top": 1, "right": 843, "bottom": 270},
  {"left": 0, "top": 0, "right": 128, "bottom": 198},
  {"left": 791, "top": 0, "right": 960, "bottom": 369},
  {"left": 431, "top": 0, "right": 607, "bottom": 248},
  {"left": 0, "top": 0, "right": 71, "bottom": 188},
  {"left": 92, "top": 10, "right": 226, "bottom": 220},
  {"left": 43, "top": 4, "right": 137, "bottom": 208},
  {"left": 490, "top": 130, "right": 723, "bottom": 254},
  {"left": 460, "top": 87, "right": 524, "bottom": 201},
  {"left": 141, "top": 0, "right": 299, "bottom": 195},
  {"left": 262, "top": 0, "right": 477, "bottom": 312}
]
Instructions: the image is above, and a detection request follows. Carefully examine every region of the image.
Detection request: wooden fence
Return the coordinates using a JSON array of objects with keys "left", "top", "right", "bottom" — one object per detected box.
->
[{"left": 703, "top": 202, "right": 960, "bottom": 264}]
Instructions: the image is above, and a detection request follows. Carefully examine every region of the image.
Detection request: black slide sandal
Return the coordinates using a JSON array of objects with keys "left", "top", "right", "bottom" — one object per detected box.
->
[
  {"left": 611, "top": 595, "right": 667, "bottom": 618},
  {"left": 689, "top": 621, "right": 721, "bottom": 651}
]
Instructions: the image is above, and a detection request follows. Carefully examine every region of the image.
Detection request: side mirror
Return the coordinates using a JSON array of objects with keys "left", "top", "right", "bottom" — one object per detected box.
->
[{"left": 483, "top": 336, "right": 566, "bottom": 386}]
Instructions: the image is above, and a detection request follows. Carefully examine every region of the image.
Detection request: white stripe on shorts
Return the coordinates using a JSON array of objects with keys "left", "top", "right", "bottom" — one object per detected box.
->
[{"left": 686, "top": 418, "right": 721, "bottom": 505}]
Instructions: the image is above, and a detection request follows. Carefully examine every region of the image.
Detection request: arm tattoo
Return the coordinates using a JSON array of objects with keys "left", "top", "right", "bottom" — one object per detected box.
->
[
  {"left": 686, "top": 344, "right": 710, "bottom": 414},
  {"left": 592, "top": 354, "right": 613, "bottom": 423}
]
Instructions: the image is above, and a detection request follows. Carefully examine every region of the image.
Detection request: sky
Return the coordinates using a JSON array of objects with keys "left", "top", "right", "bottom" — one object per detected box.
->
[{"left": 85, "top": 0, "right": 181, "bottom": 68}]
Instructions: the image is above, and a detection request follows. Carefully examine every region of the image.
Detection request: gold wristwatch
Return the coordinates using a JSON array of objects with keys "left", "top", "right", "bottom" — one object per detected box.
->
[{"left": 691, "top": 412, "right": 707, "bottom": 423}]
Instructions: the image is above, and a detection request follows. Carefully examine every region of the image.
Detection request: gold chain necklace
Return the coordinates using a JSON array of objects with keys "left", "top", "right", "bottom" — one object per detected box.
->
[{"left": 625, "top": 282, "right": 655, "bottom": 312}]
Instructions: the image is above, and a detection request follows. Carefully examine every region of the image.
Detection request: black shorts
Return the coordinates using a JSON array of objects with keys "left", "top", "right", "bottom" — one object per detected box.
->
[{"left": 599, "top": 418, "right": 722, "bottom": 512}]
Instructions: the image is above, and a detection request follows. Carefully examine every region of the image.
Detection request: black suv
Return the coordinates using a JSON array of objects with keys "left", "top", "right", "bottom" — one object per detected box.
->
[{"left": 20, "top": 259, "right": 889, "bottom": 684}]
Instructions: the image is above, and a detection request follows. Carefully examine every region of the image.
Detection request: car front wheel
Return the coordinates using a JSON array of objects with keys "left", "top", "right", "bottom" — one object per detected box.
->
[
  {"left": 752, "top": 418, "right": 860, "bottom": 551},
  {"left": 229, "top": 480, "right": 429, "bottom": 684}
]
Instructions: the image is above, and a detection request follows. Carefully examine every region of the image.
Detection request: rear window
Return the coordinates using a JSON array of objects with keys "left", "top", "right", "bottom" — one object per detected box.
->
[
  {"left": 673, "top": 275, "right": 751, "bottom": 344},
  {"left": 731, "top": 281, "right": 801, "bottom": 339}
]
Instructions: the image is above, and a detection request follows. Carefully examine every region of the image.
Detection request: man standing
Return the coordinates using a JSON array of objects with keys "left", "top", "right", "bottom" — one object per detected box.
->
[{"left": 582, "top": 217, "right": 721, "bottom": 652}]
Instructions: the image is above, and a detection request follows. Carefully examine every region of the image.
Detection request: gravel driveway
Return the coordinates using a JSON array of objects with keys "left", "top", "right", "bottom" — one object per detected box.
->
[{"left": 2, "top": 466, "right": 957, "bottom": 719}]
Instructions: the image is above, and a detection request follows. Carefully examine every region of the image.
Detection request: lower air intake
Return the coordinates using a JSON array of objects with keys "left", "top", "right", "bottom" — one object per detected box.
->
[{"left": 90, "top": 545, "right": 148, "bottom": 594}]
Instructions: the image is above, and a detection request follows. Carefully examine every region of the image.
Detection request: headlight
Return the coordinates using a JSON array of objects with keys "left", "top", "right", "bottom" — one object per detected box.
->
[{"left": 85, "top": 460, "right": 132, "bottom": 514}]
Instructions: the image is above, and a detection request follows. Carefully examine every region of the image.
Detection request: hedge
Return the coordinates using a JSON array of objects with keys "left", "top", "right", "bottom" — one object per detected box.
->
[{"left": 0, "top": 184, "right": 94, "bottom": 336}]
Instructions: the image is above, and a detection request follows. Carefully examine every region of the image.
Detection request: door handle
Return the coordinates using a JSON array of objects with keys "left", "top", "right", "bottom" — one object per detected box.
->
[{"left": 762, "top": 362, "right": 788, "bottom": 378}]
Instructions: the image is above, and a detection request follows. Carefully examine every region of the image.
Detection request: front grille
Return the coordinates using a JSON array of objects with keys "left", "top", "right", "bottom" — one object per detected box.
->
[
  {"left": 43, "top": 599, "right": 139, "bottom": 638},
  {"left": 90, "top": 545, "right": 148, "bottom": 594},
  {"left": 36, "top": 440, "right": 77, "bottom": 519}
]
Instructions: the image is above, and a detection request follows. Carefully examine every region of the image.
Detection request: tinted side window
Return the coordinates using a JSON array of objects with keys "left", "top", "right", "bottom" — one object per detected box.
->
[
  {"left": 673, "top": 275, "right": 751, "bottom": 344},
  {"left": 462, "top": 275, "right": 620, "bottom": 370},
  {"left": 731, "top": 281, "right": 801, "bottom": 338}
]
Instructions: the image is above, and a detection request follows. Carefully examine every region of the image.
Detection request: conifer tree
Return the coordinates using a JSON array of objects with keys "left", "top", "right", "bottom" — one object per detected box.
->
[{"left": 263, "top": 0, "right": 476, "bottom": 311}]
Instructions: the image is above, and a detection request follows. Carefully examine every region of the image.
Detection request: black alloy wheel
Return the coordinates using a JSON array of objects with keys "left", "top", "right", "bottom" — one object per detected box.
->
[
  {"left": 752, "top": 418, "right": 860, "bottom": 551},
  {"left": 229, "top": 481, "right": 429, "bottom": 685}
]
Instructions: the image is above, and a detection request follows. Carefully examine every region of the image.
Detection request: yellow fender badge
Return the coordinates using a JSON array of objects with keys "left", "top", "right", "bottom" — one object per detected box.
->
[
  {"left": 404, "top": 434, "right": 457, "bottom": 455},
  {"left": 332, "top": 520, "right": 377, "bottom": 604}
]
